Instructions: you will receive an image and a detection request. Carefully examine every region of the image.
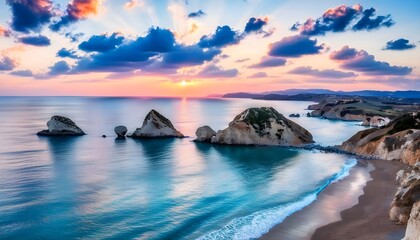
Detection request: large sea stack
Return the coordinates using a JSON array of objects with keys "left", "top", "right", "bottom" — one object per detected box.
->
[
  {"left": 211, "top": 107, "right": 314, "bottom": 146},
  {"left": 37, "top": 116, "right": 86, "bottom": 136},
  {"left": 130, "top": 110, "right": 184, "bottom": 138},
  {"left": 341, "top": 112, "right": 420, "bottom": 166}
]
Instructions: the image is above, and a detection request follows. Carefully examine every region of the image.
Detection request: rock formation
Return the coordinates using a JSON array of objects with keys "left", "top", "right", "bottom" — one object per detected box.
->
[
  {"left": 341, "top": 112, "right": 420, "bottom": 165},
  {"left": 308, "top": 99, "right": 399, "bottom": 124},
  {"left": 114, "top": 125, "right": 128, "bottom": 138},
  {"left": 389, "top": 162, "right": 420, "bottom": 240},
  {"left": 194, "top": 125, "right": 216, "bottom": 142},
  {"left": 130, "top": 110, "right": 184, "bottom": 138},
  {"left": 37, "top": 116, "right": 85, "bottom": 136},
  {"left": 211, "top": 107, "right": 314, "bottom": 146},
  {"left": 289, "top": 113, "right": 300, "bottom": 118}
]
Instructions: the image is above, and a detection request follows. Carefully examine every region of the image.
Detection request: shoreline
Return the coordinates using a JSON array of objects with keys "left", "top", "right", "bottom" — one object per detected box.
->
[{"left": 260, "top": 159, "right": 406, "bottom": 240}]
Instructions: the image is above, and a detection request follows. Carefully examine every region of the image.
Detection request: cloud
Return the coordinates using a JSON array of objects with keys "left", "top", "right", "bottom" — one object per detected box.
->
[
  {"left": 384, "top": 38, "right": 416, "bottom": 51},
  {"left": 10, "top": 69, "right": 33, "bottom": 77},
  {"left": 249, "top": 56, "right": 286, "bottom": 68},
  {"left": 48, "top": 61, "right": 71, "bottom": 76},
  {"left": 68, "top": 27, "right": 220, "bottom": 74},
  {"left": 244, "top": 17, "right": 269, "bottom": 34},
  {"left": 248, "top": 72, "right": 268, "bottom": 78},
  {"left": 196, "top": 64, "right": 238, "bottom": 78},
  {"left": 57, "top": 48, "right": 80, "bottom": 59},
  {"left": 125, "top": 0, "right": 143, "bottom": 9},
  {"left": 19, "top": 35, "right": 51, "bottom": 46},
  {"left": 352, "top": 7, "right": 394, "bottom": 31},
  {"left": 6, "top": 0, "right": 54, "bottom": 33},
  {"left": 65, "top": 32, "right": 84, "bottom": 42},
  {"left": 289, "top": 66, "right": 356, "bottom": 78},
  {"left": 78, "top": 33, "right": 125, "bottom": 52},
  {"left": 330, "top": 46, "right": 412, "bottom": 75},
  {"left": 50, "top": 0, "right": 101, "bottom": 31},
  {"left": 198, "top": 25, "right": 241, "bottom": 48},
  {"left": 0, "top": 26, "right": 12, "bottom": 37},
  {"left": 188, "top": 10, "right": 206, "bottom": 18},
  {"left": 0, "top": 57, "right": 17, "bottom": 71},
  {"left": 235, "top": 58, "right": 250, "bottom": 63},
  {"left": 268, "top": 35, "right": 325, "bottom": 57},
  {"left": 292, "top": 4, "right": 393, "bottom": 36}
]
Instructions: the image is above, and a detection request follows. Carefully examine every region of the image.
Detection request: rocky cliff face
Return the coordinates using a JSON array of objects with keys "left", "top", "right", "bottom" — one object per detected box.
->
[
  {"left": 389, "top": 163, "right": 420, "bottom": 240},
  {"left": 130, "top": 110, "right": 184, "bottom": 138},
  {"left": 211, "top": 107, "right": 314, "bottom": 146},
  {"left": 308, "top": 99, "right": 399, "bottom": 126},
  {"left": 37, "top": 116, "right": 85, "bottom": 136},
  {"left": 341, "top": 112, "right": 420, "bottom": 166}
]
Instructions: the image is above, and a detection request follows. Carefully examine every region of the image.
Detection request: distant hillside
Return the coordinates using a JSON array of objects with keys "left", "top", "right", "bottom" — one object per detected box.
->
[{"left": 222, "top": 89, "right": 420, "bottom": 99}]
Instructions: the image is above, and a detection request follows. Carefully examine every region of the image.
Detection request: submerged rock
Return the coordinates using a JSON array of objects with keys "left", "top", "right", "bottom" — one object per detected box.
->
[
  {"left": 211, "top": 107, "right": 314, "bottom": 146},
  {"left": 37, "top": 116, "right": 85, "bottom": 136},
  {"left": 194, "top": 126, "right": 216, "bottom": 142},
  {"left": 130, "top": 109, "right": 184, "bottom": 138},
  {"left": 389, "top": 163, "right": 420, "bottom": 227},
  {"left": 114, "top": 125, "right": 128, "bottom": 138},
  {"left": 341, "top": 112, "right": 420, "bottom": 165}
]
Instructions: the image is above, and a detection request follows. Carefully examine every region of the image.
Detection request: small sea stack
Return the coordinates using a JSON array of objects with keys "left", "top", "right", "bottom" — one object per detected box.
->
[
  {"left": 114, "top": 125, "right": 128, "bottom": 138},
  {"left": 211, "top": 107, "right": 314, "bottom": 146},
  {"left": 37, "top": 116, "right": 86, "bottom": 136},
  {"left": 194, "top": 125, "right": 216, "bottom": 142},
  {"left": 129, "top": 109, "right": 184, "bottom": 138}
]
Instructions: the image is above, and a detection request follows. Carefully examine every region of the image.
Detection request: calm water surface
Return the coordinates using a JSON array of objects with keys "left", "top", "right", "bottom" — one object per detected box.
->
[{"left": 0, "top": 97, "right": 366, "bottom": 239}]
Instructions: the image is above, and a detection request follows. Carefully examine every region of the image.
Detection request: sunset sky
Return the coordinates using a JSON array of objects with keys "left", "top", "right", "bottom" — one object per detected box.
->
[{"left": 0, "top": 0, "right": 419, "bottom": 97}]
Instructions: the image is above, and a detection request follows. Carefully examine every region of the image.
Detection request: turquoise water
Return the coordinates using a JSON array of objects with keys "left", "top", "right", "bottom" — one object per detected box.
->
[{"left": 0, "top": 97, "right": 366, "bottom": 239}]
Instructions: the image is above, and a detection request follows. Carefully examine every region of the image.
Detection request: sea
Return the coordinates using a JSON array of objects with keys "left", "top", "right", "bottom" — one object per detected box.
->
[{"left": 0, "top": 97, "right": 366, "bottom": 239}]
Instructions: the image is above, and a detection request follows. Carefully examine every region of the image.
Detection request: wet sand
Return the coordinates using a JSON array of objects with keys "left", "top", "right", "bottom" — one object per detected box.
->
[{"left": 260, "top": 159, "right": 406, "bottom": 240}]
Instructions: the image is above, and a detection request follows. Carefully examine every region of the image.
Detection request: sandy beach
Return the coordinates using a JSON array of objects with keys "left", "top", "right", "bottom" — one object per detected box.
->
[{"left": 260, "top": 159, "right": 406, "bottom": 240}]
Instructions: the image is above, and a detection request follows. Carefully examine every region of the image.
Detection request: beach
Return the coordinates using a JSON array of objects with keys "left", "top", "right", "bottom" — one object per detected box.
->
[{"left": 260, "top": 159, "right": 406, "bottom": 240}]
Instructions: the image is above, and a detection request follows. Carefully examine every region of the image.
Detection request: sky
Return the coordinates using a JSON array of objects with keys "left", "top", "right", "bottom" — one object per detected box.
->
[{"left": 0, "top": 0, "right": 419, "bottom": 97}]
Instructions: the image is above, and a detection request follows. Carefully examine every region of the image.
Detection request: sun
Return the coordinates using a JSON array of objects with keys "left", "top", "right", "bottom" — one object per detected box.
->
[{"left": 180, "top": 80, "right": 188, "bottom": 87}]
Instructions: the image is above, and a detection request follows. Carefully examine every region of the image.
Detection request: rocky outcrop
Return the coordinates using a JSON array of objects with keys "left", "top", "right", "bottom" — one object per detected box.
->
[
  {"left": 289, "top": 113, "right": 300, "bottom": 118},
  {"left": 114, "top": 125, "right": 128, "bottom": 138},
  {"left": 130, "top": 110, "right": 184, "bottom": 138},
  {"left": 390, "top": 163, "right": 420, "bottom": 224},
  {"left": 341, "top": 112, "right": 420, "bottom": 166},
  {"left": 361, "top": 116, "right": 390, "bottom": 127},
  {"left": 211, "top": 107, "right": 314, "bottom": 146},
  {"left": 403, "top": 201, "right": 420, "bottom": 240},
  {"left": 194, "top": 126, "right": 216, "bottom": 142},
  {"left": 308, "top": 99, "right": 399, "bottom": 124},
  {"left": 37, "top": 116, "right": 85, "bottom": 136}
]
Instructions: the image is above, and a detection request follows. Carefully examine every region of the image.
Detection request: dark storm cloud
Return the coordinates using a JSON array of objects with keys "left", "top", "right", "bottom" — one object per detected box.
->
[
  {"left": 19, "top": 35, "right": 51, "bottom": 46},
  {"left": 6, "top": 0, "right": 54, "bottom": 33},
  {"left": 249, "top": 56, "right": 287, "bottom": 68},
  {"left": 384, "top": 38, "right": 416, "bottom": 51},
  {"left": 330, "top": 46, "right": 412, "bottom": 76},
  {"left": 268, "top": 35, "right": 325, "bottom": 57},
  {"left": 198, "top": 25, "right": 242, "bottom": 48},
  {"left": 289, "top": 66, "right": 356, "bottom": 78},
  {"left": 188, "top": 10, "right": 206, "bottom": 18},
  {"left": 78, "top": 33, "right": 125, "bottom": 52},
  {"left": 292, "top": 4, "right": 393, "bottom": 36},
  {"left": 57, "top": 48, "right": 80, "bottom": 59}
]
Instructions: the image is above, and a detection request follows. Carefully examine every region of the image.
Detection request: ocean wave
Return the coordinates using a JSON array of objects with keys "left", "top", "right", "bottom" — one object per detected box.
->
[{"left": 197, "top": 158, "right": 357, "bottom": 240}]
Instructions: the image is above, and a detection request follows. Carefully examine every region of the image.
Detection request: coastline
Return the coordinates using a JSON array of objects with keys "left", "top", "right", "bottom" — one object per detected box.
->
[{"left": 260, "top": 159, "right": 406, "bottom": 240}]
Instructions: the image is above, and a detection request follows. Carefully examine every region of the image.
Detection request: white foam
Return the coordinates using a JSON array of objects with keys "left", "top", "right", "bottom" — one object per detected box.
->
[{"left": 198, "top": 158, "right": 357, "bottom": 240}]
